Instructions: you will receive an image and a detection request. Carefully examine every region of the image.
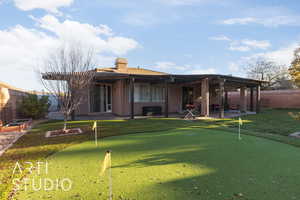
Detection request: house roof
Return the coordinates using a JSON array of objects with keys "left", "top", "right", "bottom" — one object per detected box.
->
[{"left": 96, "top": 67, "right": 168, "bottom": 75}]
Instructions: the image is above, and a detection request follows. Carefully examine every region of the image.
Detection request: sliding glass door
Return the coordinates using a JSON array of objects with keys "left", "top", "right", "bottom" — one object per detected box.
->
[{"left": 89, "top": 85, "right": 112, "bottom": 113}]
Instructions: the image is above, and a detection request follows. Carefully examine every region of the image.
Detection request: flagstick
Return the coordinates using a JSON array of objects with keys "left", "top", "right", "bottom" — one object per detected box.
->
[
  {"left": 238, "top": 123, "right": 241, "bottom": 140},
  {"left": 95, "top": 124, "right": 98, "bottom": 146},
  {"left": 108, "top": 153, "right": 112, "bottom": 200}
]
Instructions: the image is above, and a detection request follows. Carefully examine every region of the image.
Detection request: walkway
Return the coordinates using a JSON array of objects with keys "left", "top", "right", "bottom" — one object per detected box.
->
[{"left": 0, "top": 131, "right": 25, "bottom": 156}]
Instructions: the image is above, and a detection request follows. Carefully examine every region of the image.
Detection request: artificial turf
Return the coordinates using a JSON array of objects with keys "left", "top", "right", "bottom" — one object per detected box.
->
[{"left": 15, "top": 128, "right": 300, "bottom": 200}]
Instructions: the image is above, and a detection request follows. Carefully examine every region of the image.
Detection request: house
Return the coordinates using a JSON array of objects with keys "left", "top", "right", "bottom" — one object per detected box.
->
[
  {"left": 44, "top": 58, "right": 263, "bottom": 119},
  {"left": 0, "top": 82, "right": 29, "bottom": 123}
]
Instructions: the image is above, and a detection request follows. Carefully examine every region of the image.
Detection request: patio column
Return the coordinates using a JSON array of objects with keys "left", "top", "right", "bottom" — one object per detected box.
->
[
  {"left": 201, "top": 78, "right": 209, "bottom": 117},
  {"left": 164, "top": 81, "right": 169, "bottom": 118},
  {"left": 250, "top": 87, "right": 254, "bottom": 112},
  {"left": 130, "top": 77, "right": 135, "bottom": 119},
  {"left": 219, "top": 79, "right": 225, "bottom": 118},
  {"left": 225, "top": 91, "right": 228, "bottom": 110},
  {"left": 240, "top": 86, "right": 247, "bottom": 113},
  {"left": 256, "top": 85, "right": 261, "bottom": 113}
]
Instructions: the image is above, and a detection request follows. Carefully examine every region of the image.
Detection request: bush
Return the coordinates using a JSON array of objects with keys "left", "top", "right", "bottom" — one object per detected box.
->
[{"left": 18, "top": 94, "right": 50, "bottom": 119}]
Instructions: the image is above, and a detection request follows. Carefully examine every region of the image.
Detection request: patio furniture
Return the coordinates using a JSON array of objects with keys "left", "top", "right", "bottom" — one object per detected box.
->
[
  {"left": 142, "top": 106, "right": 162, "bottom": 116},
  {"left": 184, "top": 104, "right": 197, "bottom": 120}
]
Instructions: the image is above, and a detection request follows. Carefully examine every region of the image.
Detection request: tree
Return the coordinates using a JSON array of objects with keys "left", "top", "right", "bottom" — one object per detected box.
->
[
  {"left": 289, "top": 47, "right": 300, "bottom": 87},
  {"left": 40, "top": 44, "right": 96, "bottom": 130},
  {"left": 18, "top": 94, "right": 50, "bottom": 119},
  {"left": 245, "top": 58, "right": 294, "bottom": 89}
]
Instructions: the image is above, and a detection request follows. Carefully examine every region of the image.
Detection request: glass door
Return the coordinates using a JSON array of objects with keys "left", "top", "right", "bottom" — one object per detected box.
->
[{"left": 90, "top": 85, "right": 112, "bottom": 113}]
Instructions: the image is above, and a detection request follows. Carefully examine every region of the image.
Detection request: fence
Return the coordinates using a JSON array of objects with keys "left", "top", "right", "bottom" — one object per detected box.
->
[{"left": 228, "top": 89, "right": 300, "bottom": 109}]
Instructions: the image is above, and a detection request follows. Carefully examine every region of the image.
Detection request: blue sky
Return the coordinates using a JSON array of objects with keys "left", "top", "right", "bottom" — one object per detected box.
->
[{"left": 0, "top": 0, "right": 299, "bottom": 90}]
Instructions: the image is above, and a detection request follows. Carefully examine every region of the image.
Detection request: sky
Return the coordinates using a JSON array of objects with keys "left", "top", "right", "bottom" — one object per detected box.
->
[{"left": 0, "top": 0, "right": 299, "bottom": 91}]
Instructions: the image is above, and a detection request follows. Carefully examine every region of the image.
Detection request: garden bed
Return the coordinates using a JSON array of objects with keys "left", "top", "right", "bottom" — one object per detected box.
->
[{"left": 45, "top": 128, "right": 83, "bottom": 138}]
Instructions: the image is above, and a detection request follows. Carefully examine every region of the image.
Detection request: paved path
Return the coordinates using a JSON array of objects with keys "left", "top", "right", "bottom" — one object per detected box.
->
[{"left": 0, "top": 131, "right": 25, "bottom": 156}]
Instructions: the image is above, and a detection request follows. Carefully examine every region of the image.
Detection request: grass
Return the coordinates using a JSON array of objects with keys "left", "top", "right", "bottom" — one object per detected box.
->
[
  {"left": 15, "top": 128, "right": 300, "bottom": 200},
  {"left": 1, "top": 108, "right": 300, "bottom": 199}
]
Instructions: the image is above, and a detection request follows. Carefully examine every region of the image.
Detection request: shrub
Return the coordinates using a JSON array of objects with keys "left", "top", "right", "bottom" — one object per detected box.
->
[{"left": 18, "top": 94, "right": 50, "bottom": 119}]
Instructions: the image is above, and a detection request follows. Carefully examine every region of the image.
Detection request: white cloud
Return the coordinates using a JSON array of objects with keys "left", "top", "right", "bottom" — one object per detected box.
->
[
  {"left": 152, "top": 62, "right": 188, "bottom": 71},
  {"left": 149, "top": 62, "right": 216, "bottom": 74},
  {"left": 245, "top": 43, "right": 299, "bottom": 66},
  {"left": 13, "top": 0, "right": 74, "bottom": 13},
  {"left": 210, "top": 35, "right": 271, "bottom": 52},
  {"left": 209, "top": 35, "right": 231, "bottom": 41},
  {"left": 228, "top": 62, "right": 240, "bottom": 72},
  {"left": 222, "top": 17, "right": 257, "bottom": 25},
  {"left": 241, "top": 39, "right": 270, "bottom": 49},
  {"left": 221, "top": 16, "right": 300, "bottom": 27},
  {"left": 189, "top": 68, "right": 216, "bottom": 74},
  {"left": 229, "top": 39, "right": 271, "bottom": 52},
  {"left": 0, "top": 15, "right": 139, "bottom": 90}
]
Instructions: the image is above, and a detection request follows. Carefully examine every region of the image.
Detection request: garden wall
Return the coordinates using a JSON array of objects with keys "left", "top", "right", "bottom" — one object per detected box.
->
[{"left": 228, "top": 89, "right": 300, "bottom": 109}]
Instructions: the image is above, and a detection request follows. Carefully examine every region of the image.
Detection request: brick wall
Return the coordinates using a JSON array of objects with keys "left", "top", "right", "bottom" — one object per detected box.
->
[{"left": 228, "top": 89, "right": 300, "bottom": 109}]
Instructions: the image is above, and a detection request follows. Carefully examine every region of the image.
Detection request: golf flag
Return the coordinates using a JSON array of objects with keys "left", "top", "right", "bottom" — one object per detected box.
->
[
  {"left": 92, "top": 121, "right": 98, "bottom": 146},
  {"left": 238, "top": 117, "right": 242, "bottom": 140},
  {"left": 239, "top": 117, "right": 243, "bottom": 126},
  {"left": 92, "top": 121, "right": 97, "bottom": 130}
]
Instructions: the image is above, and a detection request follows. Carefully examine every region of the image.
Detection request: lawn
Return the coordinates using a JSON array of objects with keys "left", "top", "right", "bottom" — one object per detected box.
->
[
  {"left": 1, "top": 109, "right": 300, "bottom": 199},
  {"left": 15, "top": 128, "right": 300, "bottom": 200}
]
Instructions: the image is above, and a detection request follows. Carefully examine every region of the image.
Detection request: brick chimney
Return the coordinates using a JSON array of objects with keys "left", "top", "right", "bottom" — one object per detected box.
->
[{"left": 115, "top": 58, "right": 128, "bottom": 71}]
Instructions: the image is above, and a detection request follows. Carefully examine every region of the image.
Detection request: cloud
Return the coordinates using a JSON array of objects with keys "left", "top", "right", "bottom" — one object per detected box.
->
[
  {"left": 158, "top": 0, "right": 225, "bottom": 6},
  {"left": 149, "top": 61, "right": 216, "bottom": 74},
  {"left": 221, "top": 16, "right": 300, "bottom": 27},
  {"left": 211, "top": 35, "right": 271, "bottom": 52},
  {"left": 228, "top": 39, "right": 271, "bottom": 52},
  {"left": 152, "top": 62, "right": 188, "bottom": 71},
  {"left": 245, "top": 43, "right": 299, "bottom": 66},
  {"left": 0, "top": 15, "right": 139, "bottom": 90},
  {"left": 122, "top": 13, "right": 161, "bottom": 27},
  {"left": 228, "top": 62, "right": 240, "bottom": 72},
  {"left": 209, "top": 35, "right": 231, "bottom": 41},
  {"left": 222, "top": 17, "right": 257, "bottom": 25},
  {"left": 189, "top": 68, "right": 216, "bottom": 74},
  {"left": 13, "top": 0, "right": 74, "bottom": 13}
]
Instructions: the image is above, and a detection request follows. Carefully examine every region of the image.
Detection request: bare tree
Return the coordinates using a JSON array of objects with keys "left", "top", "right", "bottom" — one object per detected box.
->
[
  {"left": 245, "top": 58, "right": 293, "bottom": 89},
  {"left": 40, "top": 44, "right": 96, "bottom": 130}
]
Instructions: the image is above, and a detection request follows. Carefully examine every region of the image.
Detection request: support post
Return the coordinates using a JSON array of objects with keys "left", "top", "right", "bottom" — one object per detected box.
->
[
  {"left": 219, "top": 79, "right": 225, "bottom": 118},
  {"left": 225, "top": 91, "right": 228, "bottom": 110},
  {"left": 164, "top": 81, "right": 169, "bottom": 118},
  {"left": 250, "top": 87, "right": 254, "bottom": 112},
  {"left": 130, "top": 77, "right": 135, "bottom": 119},
  {"left": 256, "top": 85, "right": 261, "bottom": 113},
  {"left": 201, "top": 78, "right": 209, "bottom": 117},
  {"left": 240, "top": 86, "right": 247, "bottom": 113}
]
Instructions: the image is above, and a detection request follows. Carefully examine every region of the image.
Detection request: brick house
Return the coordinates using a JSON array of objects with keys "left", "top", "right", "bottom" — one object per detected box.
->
[
  {"left": 0, "top": 82, "right": 29, "bottom": 123},
  {"left": 44, "top": 58, "right": 263, "bottom": 119}
]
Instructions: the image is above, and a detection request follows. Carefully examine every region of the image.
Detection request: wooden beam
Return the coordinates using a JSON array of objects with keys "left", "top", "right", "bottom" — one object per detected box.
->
[
  {"left": 164, "top": 82, "right": 169, "bottom": 118},
  {"left": 219, "top": 79, "right": 225, "bottom": 118},
  {"left": 130, "top": 77, "right": 135, "bottom": 119},
  {"left": 256, "top": 85, "right": 261, "bottom": 113},
  {"left": 250, "top": 87, "right": 254, "bottom": 112}
]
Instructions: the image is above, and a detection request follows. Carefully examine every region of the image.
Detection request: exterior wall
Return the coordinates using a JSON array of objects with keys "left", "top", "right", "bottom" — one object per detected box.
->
[
  {"left": 0, "top": 85, "right": 28, "bottom": 123},
  {"left": 77, "top": 80, "right": 230, "bottom": 117},
  {"left": 228, "top": 89, "right": 300, "bottom": 109}
]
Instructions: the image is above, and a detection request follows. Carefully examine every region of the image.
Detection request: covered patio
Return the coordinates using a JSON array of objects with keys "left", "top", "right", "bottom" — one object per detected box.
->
[{"left": 94, "top": 73, "right": 262, "bottom": 119}]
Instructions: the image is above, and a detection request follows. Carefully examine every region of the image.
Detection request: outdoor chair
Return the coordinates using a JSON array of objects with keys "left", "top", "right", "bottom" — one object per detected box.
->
[{"left": 184, "top": 104, "right": 197, "bottom": 120}]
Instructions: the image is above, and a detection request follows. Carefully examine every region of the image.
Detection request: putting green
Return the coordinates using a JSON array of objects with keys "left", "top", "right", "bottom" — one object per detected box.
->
[{"left": 16, "top": 128, "right": 300, "bottom": 200}]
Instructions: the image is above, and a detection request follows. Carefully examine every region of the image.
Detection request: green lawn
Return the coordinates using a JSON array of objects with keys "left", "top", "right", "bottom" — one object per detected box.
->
[
  {"left": 16, "top": 128, "right": 300, "bottom": 200},
  {"left": 1, "top": 109, "right": 300, "bottom": 199}
]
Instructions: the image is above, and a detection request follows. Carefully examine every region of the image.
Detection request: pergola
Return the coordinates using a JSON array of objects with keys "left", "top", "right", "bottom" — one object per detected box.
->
[{"left": 93, "top": 72, "right": 263, "bottom": 119}]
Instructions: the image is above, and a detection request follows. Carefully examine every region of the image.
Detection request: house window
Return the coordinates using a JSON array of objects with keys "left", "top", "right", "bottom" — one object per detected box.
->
[{"left": 131, "top": 83, "right": 165, "bottom": 102}]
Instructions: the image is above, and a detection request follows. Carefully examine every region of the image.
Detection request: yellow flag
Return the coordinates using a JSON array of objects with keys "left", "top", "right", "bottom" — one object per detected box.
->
[
  {"left": 239, "top": 117, "right": 243, "bottom": 126},
  {"left": 92, "top": 121, "right": 97, "bottom": 130}
]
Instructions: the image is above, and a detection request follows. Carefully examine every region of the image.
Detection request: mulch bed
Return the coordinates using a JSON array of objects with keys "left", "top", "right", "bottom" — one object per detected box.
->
[{"left": 45, "top": 128, "right": 83, "bottom": 138}]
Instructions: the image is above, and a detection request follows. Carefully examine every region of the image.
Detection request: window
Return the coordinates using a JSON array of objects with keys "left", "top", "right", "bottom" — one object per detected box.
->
[{"left": 131, "top": 83, "right": 165, "bottom": 102}]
